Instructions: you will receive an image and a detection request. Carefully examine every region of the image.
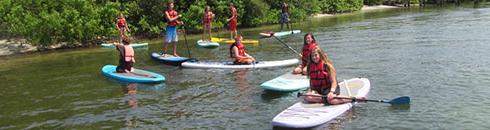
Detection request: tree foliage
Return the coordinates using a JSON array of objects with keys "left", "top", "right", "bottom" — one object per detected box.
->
[{"left": 0, "top": 0, "right": 364, "bottom": 47}]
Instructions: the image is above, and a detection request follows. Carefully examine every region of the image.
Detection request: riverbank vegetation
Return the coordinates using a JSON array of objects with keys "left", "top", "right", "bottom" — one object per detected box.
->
[{"left": 0, "top": 0, "right": 477, "bottom": 48}]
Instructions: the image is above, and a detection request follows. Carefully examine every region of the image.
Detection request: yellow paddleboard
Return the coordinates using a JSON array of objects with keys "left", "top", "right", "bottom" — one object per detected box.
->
[{"left": 211, "top": 37, "right": 259, "bottom": 44}]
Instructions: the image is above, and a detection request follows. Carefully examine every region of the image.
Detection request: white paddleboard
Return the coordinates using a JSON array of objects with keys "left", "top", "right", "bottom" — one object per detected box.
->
[
  {"left": 196, "top": 40, "right": 220, "bottom": 48},
  {"left": 101, "top": 43, "right": 148, "bottom": 48},
  {"left": 272, "top": 78, "right": 370, "bottom": 128},
  {"left": 181, "top": 59, "right": 299, "bottom": 69},
  {"left": 260, "top": 72, "right": 308, "bottom": 92}
]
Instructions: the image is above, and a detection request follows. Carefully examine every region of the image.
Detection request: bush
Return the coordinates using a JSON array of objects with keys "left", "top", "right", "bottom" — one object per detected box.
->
[{"left": 0, "top": 0, "right": 367, "bottom": 47}]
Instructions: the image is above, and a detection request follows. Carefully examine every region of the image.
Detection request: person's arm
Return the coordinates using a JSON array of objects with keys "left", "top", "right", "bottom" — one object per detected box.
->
[
  {"left": 165, "top": 11, "right": 181, "bottom": 22},
  {"left": 327, "top": 63, "right": 337, "bottom": 99},
  {"left": 125, "top": 19, "right": 130, "bottom": 32},
  {"left": 232, "top": 47, "right": 245, "bottom": 59}
]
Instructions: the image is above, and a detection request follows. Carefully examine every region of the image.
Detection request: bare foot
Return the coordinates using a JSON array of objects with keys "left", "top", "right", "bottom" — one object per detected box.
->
[
  {"left": 160, "top": 54, "right": 168, "bottom": 57},
  {"left": 173, "top": 54, "right": 179, "bottom": 57}
]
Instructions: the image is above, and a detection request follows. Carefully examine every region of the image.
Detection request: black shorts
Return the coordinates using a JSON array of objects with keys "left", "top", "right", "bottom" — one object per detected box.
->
[
  {"left": 116, "top": 60, "right": 133, "bottom": 73},
  {"left": 311, "top": 86, "right": 340, "bottom": 105}
]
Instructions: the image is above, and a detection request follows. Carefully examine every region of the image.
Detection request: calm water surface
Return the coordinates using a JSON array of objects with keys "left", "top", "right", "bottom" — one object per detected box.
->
[{"left": 1, "top": 4, "right": 490, "bottom": 130}]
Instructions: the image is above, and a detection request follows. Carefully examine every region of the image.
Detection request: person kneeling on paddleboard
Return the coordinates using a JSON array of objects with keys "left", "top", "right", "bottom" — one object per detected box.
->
[
  {"left": 115, "top": 36, "right": 135, "bottom": 73},
  {"left": 293, "top": 33, "right": 318, "bottom": 75},
  {"left": 304, "top": 47, "right": 365, "bottom": 104},
  {"left": 230, "top": 36, "right": 255, "bottom": 64}
]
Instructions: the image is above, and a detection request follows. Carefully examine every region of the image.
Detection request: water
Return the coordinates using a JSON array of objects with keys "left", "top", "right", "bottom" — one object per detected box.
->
[{"left": 2, "top": 4, "right": 490, "bottom": 129}]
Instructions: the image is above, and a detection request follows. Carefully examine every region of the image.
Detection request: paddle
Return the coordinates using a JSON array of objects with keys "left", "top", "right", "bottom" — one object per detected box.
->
[
  {"left": 181, "top": 24, "right": 192, "bottom": 58},
  {"left": 181, "top": 24, "right": 198, "bottom": 62},
  {"left": 272, "top": 35, "right": 301, "bottom": 57},
  {"left": 297, "top": 92, "right": 411, "bottom": 105}
]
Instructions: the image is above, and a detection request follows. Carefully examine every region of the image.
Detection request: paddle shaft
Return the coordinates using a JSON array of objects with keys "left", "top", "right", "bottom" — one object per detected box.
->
[
  {"left": 272, "top": 36, "right": 301, "bottom": 57},
  {"left": 298, "top": 93, "right": 391, "bottom": 104},
  {"left": 182, "top": 25, "right": 192, "bottom": 58}
]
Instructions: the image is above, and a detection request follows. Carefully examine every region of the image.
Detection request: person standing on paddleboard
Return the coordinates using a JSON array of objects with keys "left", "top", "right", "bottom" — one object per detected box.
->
[
  {"left": 202, "top": 5, "right": 215, "bottom": 42},
  {"left": 280, "top": 1, "right": 290, "bottom": 31},
  {"left": 293, "top": 33, "right": 318, "bottom": 75},
  {"left": 116, "top": 13, "right": 130, "bottom": 43},
  {"left": 226, "top": 3, "right": 238, "bottom": 39},
  {"left": 163, "top": 1, "right": 183, "bottom": 57},
  {"left": 230, "top": 35, "right": 255, "bottom": 64},
  {"left": 304, "top": 47, "right": 366, "bottom": 104}
]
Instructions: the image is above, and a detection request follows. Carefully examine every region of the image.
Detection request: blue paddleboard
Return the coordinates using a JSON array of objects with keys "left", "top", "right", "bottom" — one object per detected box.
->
[
  {"left": 260, "top": 72, "right": 309, "bottom": 91},
  {"left": 151, "top": 52, "right": 191, "bottom": 66},
  {"left": 101, "top": 65, "right": 165, "bottom": 83}
]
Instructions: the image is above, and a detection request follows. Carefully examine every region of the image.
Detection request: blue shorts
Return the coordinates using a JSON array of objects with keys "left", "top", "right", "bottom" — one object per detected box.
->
[
  {"left": 280, "top": 12, "right": 289, "bottom": 24},
  {"left": 165, "top": 25, "right": 178, "bottom": 43}
]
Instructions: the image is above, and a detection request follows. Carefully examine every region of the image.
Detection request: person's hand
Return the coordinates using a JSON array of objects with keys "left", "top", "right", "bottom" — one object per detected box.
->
[{"left": 327, "top": 91, "right": 334, "bottom": 101}]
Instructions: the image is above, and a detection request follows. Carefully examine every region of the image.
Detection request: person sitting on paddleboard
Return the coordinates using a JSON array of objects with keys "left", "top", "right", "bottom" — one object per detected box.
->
[
  {"left": 226, "top": 3, "right": 238, "bottom": 39},
  {"left": 293, "top": 33, "right": 318, "bottom": 75},
  {"left": 280, "top": 1, "right": 290, "bottom": 31},
  {"left": 116, "top": 13, "right": 130, "bottom": 43},
  {"left": 202, "top": 5, "right": 215, "bottom": 42},
  {"left": 114, "top": 37, "right": 155, "bottom": 78},
  {"left": 304, "top": 47, "right": 366, "bottom": 104},
  {"left": 163, "top": 1, "right": 183, "bottom": 57},
  {"left": 230, "top": 35, "right": 255, "bottom": 64},
  {"left": 115, "top": 36, "right": 135, "bottom": 73}
]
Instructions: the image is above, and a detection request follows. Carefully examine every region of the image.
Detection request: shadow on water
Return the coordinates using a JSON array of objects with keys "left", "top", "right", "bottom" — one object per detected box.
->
[
  {"left": 260, "top": 90, "right": 295, "bottom": 101},
  {"left": 120, "top": 82, "right": 167, "bottom": 128},
  {"left": 388, "top": 104, "right": 411, "bottom": 111}
]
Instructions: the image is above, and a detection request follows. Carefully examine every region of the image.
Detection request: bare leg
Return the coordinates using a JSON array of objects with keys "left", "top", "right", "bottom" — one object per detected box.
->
[
  {"left": 303, "top": 90, "right": 323, "bottom": 103},
  {"left": 162, "top": 40, "right": 169, "bottom": 57},
  {"left": 172, "top": 41, "right": 179, "bottom": 57},
  {"left": 207, "top": 24, "right": 212, "bottom": 41}
]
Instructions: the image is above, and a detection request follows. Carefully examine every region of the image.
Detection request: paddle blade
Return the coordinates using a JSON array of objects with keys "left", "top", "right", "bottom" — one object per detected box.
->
[{"left": 386, "top": 96, "right": 410, "bottom": 105}]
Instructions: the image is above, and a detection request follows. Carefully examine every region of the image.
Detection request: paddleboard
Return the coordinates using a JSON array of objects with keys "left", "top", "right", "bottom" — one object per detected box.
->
[
  {"left": 101, "top": 65, "right": 165, "bottom": 83},
  {"left": 151, "top": 52, "right": 191, "bottom": 66},
  {"left": 211, "top": 37, "right": 259, "bottom": 44},
  {"left": 101, "top": 43, "right": 148, "bottom": 48},
  {"left": 196, "top": 40, "right": 220, "bottom": 48},
  {"left": 260, "top": 72, "right": 308, "bottom": 92},
  {"left": 181, "top": 59, "right": 299, "bottom": 69},
  {"left": 272, "top": 78, "right": 370, "bottom": 128},
  {"left": 260, "top": 30, "right": 301, "bottom": 37}
]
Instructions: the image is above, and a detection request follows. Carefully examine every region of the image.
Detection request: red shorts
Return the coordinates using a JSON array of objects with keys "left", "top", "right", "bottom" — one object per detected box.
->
[{"left": 229, "top": 20, "right": 237, "bottom": 32}]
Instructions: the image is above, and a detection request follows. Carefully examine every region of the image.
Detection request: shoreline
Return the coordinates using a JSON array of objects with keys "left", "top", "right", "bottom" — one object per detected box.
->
[
  {"left": 313, "top": 5, "right": 400, "bottom": 18},
  {"left": 0, "top": 5, "right": 400, "bottom": 57}
]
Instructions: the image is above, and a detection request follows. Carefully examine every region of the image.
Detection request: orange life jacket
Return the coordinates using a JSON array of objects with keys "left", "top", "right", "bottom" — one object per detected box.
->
[
  {"left": 166, "top": 9, "right": 179, "bottom": 26},
  {"left": 124, "top": 45, "right": 134, "bottom": 62},
  {"left": 230, "top": 43, "right": 245, "bottom": 58},
  {"left": 308, "top": 60, "right": 331, "bottom": 91}
]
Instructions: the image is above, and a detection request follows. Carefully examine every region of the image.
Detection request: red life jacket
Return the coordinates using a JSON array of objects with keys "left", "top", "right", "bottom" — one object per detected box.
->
[
  {"left": 308, "top": 60, "right": 331, "bottom": 91},
  {"left": 117, "top": 18, "right": 127, "bottom": 28},
  {"left": 230, "top": 43, "right": 245, "bottom": 58},
  {"left": 301, "top": 42, "right": 317, "bottom": 67},
  {"left": 230, "top": 7, "right": 237, "bottom": 22},
  {"left": 203, "top": 12, "right": 213, "bottom": 24},
  {"left": 166, "top": 9, "right": 179, "bottom": 26}
]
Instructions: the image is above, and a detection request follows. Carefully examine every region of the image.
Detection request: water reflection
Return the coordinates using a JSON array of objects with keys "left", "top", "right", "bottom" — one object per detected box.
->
[
  {"left": 232, "top": 69, "right": 253, "bottom": 112},
  {"left": 122, "top": 83, "right": 138, "bottom": 128}
]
